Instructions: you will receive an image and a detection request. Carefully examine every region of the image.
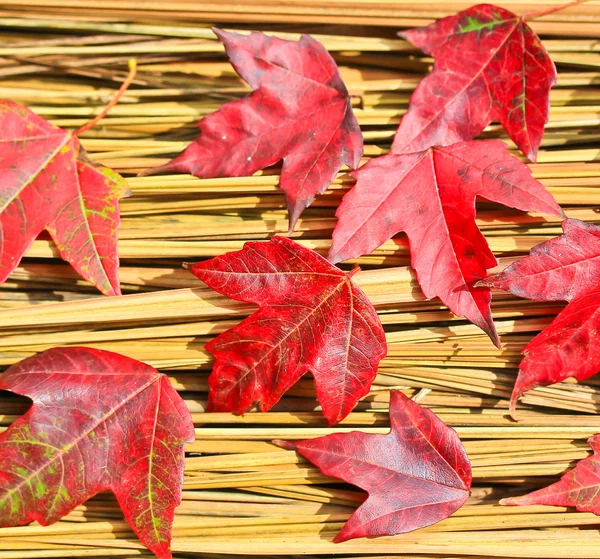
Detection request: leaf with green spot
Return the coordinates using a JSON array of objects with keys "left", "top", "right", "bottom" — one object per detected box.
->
[
  {"left": 0, "top": 347, "right": 195, "bottom": 559},
  {"left": 395, "top": 3, "right": 556, "bottom": 162},
  {"left": 458, "top": 13, "right": 509, "bottom": 34},
  {"left": 501, "top": 433, "right": 600, "bottom": 514},
  {"left": 0, "top": 101, "right": 129, "bottom": 295}
]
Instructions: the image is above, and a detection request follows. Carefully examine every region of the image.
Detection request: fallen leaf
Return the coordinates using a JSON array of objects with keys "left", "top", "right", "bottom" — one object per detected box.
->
[
  {"left": 190, "top": 236, "right": 387, "bottom": 425},
  {"left": 329, "top": 139, "right": 563, "bottom": 346},
  {"left": 0, "top": 101, "right": 130, "bottom": 295},
  {"left": 144, "top": 29, "right": 362, "bottom": 231},
  {"left": 501, "top": 433, "right": 600, "bottom": 512},
  {"left": 479, "top": 218, "right": 600, "bottom": 416},
  {"left": 275, "top": 391, "right": 471, "bottom": 541},
  {"left": 394, "top": 3, "right": 556, "bottom": 161},
  {"left": 0, "top": 347, "right": 195, "bottom": 559}
]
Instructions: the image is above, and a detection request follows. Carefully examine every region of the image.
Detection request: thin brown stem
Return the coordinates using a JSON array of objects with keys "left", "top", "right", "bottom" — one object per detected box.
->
[
  {"left": 74, "top": 58, "right": 137, "bottom": 136},
  {"left": 523, "top": 0, "right": 590, "bottom": 21}
]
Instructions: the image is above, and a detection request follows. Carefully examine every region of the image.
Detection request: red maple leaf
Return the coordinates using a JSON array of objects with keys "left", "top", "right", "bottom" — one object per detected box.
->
[
  {"left": 276, "top": 391, "right": 471, "bottom": 541},
  {"left": 329, "top": 140, "right": 563, "bottom": 347},
  {"left": 0, "top": 66, "right": 136, "bottom": 295},
  {"left": 501, "top": 433, "right": 600, "bottom": 513},
  {"left": 479, "top": 218, "right": 600, "bottom": 416},
  {"left": 394, "top": 3, "right": 556, "bottom": 162},
  {"left": 144, "top": 29, "right": 362, "bottom": 231},
  {"left": 190, "top": 236, "right": 387, "bottom": 425},
  {"left": 0, "top": 347, "right": 195, "bottom": 559}
]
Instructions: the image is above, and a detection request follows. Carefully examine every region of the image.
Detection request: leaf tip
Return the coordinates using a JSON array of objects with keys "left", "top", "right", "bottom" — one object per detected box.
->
[
  {"left": 212, "top": 27, "right": 238, "bottom": 49},
  {"left": 137, "top": 163, "right": 167, "bottom": 177},
  {"left": 526, "top": 149, "right": 538, "bottom": 163},
  {"left": 272, "top": 439, "right": 298, "bottom": 451},
  {"left": 152, "top": 545, "right": 173, "bottom": 559},
  {"left": 509, "top": 394, "right": 521, "bottom": 421},
  {"left": 481, "top": 315, "right": 501, "bottom": 350},
  {"left": 509, "top": 371, "right": 532, "bottom": 421},
  {"left": 286, "top": 199, "right": 308, "bottom": 234},
  {"left": 111, "top": 285, "right": 122, "bottom": 297},
  {"left": 332, "top": 531, "right": 351, "bottom": 544},
  {"left": 212, "top": 27, "right": 226, "bottom": 39},
  {"left": 324, "top": 415, "right": 341, "bottom": 427},
  {"left": 95, "top": 279, "right": 122, "bottom": 297},
  {"left": 490, "top": 332, "right": 502, "bottom": 350},
  {"left": 138, "top": 156, "right": 183, "bottom": 178},
  {"left": 286, "top": 218, "right": 297, "bottom": 236}
]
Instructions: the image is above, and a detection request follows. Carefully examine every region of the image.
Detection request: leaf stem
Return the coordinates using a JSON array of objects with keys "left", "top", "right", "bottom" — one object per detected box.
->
[
  {"left": 74, "top": 58, "right": 137, "bottom": 136},
  {"left": 347, "top": 265, "right": 361, "bottom": 279},
  {"left": 522, "top": 0, "right": 590, "bottom": 21}
]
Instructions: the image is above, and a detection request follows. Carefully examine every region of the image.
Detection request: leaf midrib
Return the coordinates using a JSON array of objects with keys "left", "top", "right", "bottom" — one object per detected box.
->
[
  {"left": 309, "top": 440, "right": 468, "bottom": 493},
  {"left": 333, "top": 150, "right": 427, "bottom": 259},
  {"left": 0, "top": 132, "right": 69, "bottom": 214},
  {"left": 424, "top": 150, "right": 488, "bottom": 326},
  {"left": 401, "top": 18, "right": 521, "bottom": 148},
  {"left": 403, "top": 403, "right": 469, "bottom": 491},
  {"left": 219, "top": 276, "right": 349, "bottom": 399},
  {"left": 441, "top": 148, "right": 551, "bottom": 211},
  {"left": 54, "top": 155, "right": 113, "bottom": 293}
]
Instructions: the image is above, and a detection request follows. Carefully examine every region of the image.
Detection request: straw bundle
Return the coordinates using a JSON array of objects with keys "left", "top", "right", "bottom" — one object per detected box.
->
[{"left": 1, "top": 2, "right": 600, "bottom": 558}]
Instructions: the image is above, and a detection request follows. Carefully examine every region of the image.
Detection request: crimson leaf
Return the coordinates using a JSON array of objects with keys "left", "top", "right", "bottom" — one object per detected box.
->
[
  {"left": 502, "top": 433, "right": 600, "bottom": 514},
  {"left": 276, "top": 391, "right": 471, "bottom": 541},
  {"left": 394, "top": 3, "right": 556, "bottom": 161},
  {"left": 0, "top": 347, "right": 195, "bottom": 559},
  {"left": 190, "top": 236, "right": 387, "bottom": 425},
  {"left": 479, "top": 218, "right": 600, "bottom": 416},
  {"left": 145, "top": 29, "right": 363, "bottom": 231},
  {"left": 329, "top": 139, "right": 563, "bottom": 346},
  {"left": 0, "top": 101, "right": 129, "bottom": 295}
]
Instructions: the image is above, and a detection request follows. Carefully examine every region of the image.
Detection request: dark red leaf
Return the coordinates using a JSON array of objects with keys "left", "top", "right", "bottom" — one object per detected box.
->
[
  {"left": 0, "top": 347, "right": 195, "bottom": 559},
  {"left": 501, "top": 433, "right": 600, "bottom": 513},
  {"left": 146, "top": 29, "right": 362, "bottom": 231},
  {"left": 0, "top": 101, "right": 129, "bottom": 295},
  {"left": 479, "top": 218, "right": 600, "bottom": 415},
  {"left": 329, "top": 140, "right": 563, "bottom": 346},
  {"left": 394, "top": 3, "right": 556, "bottom": 161},
  {"left": 276, "top": 391, "right": 471, "bottom": 541},
  {"left": 190, "top": 236, "right": 386, "bottom": 425}
]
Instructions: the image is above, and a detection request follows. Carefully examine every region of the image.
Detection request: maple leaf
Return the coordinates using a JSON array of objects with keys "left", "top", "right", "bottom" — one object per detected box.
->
[
  {"left": 144, "top": 29, "right": 362, "bottom": 231},
  {"left": 329, "top": 139, "right": 563, "bottom": 347},
  {"left": 0, "top": 90, "right": 133, "bottom": 295},
  {"left": 190, "top": 236, "right": 387, "bottom": 425},
  {"left": 479, "top": 218, "right": 600, "bottom": 416},
  {"left": 501, "top": 433, "right": 600, "bottom": 513},
  {"left": 276, "top": 391, "right": 471, "bottom": 541},
  {"left": 394, "top": 3, "right": 556, "bottom": 161},
  {"left": 0, "top": 347, "right": 195, "bottom": 559}
]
